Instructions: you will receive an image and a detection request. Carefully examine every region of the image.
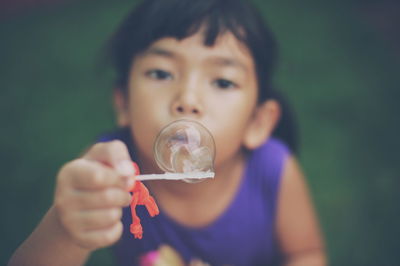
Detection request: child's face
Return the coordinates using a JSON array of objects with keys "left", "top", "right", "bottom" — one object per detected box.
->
[{"left": 117, "top": 31, "right": 261, "bottom": 170}]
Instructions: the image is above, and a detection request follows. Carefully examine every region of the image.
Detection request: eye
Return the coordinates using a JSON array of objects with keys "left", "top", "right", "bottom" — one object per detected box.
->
[
  {"left": 145, "top": 69, "right": 173, "bottom": 81},
  {"left": 213, "top": 78, "right": 237, "bottom": 90}
]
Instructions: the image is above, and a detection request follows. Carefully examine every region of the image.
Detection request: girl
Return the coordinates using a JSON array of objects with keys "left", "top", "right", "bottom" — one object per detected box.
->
[{"left": 9, "top": 0, "right": 326, "bottom": 265}]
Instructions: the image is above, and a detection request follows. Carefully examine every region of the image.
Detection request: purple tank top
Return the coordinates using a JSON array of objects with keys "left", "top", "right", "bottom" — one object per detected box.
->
[{"left": 98, "top": 128, "right": 290, "bottom": 266}]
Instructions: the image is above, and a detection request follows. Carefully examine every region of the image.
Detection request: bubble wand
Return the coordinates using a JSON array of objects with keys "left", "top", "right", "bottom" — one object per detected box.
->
[{"left": 129, "top": 120, "right": 216, "bottom": 239}]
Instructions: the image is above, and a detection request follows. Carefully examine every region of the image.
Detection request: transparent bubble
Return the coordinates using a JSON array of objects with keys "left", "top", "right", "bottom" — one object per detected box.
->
[{"left": 153, "top": 119, "right": 216, "bottom": 183}]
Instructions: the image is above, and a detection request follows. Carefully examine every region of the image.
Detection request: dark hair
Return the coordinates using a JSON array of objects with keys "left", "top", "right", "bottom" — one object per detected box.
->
[
  {"left": 106, "top": 0, "right": 298, "bottom": 153},
  {"left": 106, "top": 0, "right": 277, "bottom": 103}
]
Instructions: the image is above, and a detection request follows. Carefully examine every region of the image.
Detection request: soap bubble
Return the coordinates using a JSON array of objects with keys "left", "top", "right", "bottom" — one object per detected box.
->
[{"left": 153, "top": 119, "right": 215, "bottom": 183}]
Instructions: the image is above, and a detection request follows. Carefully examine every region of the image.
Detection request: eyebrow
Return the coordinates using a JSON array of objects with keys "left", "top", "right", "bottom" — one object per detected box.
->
[
  {"left": 209, "top": 56, "right": 248, "bottom": 73},
  {"left": 143, "top": 47, "right": 176, "bottom": 58},
  {"left": 143, "top": 47, "right": 248, "bottom": 72}
]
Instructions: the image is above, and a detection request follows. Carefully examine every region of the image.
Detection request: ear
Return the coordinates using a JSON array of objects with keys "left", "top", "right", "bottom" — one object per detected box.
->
[
  {"left": 113, "top": 89, "right": 130, "bottom": 127},
  {"left": 243, "top": 99, "right": 281, "bottom": 150}
]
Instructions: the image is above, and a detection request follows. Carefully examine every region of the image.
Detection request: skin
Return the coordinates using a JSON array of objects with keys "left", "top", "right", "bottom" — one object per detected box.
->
[
  {"left": 8, "top": 141, "right": 137, "bottom": 266},
  {"left": 114, "top": 31, "right": 279, "bottom": 227},
  {"left": 116, "top": 31, "right": 326, "bottom": 264},
  {"left": 9, "top": 31, "right": 326, "bottom": 265}
]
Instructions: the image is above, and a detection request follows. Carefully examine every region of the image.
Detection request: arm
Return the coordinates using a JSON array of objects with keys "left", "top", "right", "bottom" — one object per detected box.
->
[
  {"left": 8, "top": 141, "right": 136, "bottom": 266},
  {"left": 8, "top": 206, "right": 91, "bottom": 266},
  {"left": 276, "top": 156, "right": 327, "bottom": 266}
]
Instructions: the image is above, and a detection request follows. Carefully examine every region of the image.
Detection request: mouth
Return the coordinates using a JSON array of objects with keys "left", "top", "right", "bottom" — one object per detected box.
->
[
  {"left": 153, "top": 119, "right": 216, "bottom": 173},
  {"left": 168, "top": 130, "right": 188, "bottom": 144},
  {"left": 159, "top": 119, "right": 204, "bottom": 145}
]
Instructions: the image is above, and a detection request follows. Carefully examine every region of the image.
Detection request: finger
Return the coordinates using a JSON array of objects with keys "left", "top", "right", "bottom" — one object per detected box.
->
[
  {"left": 83, "top": 140, "right": 137, "bottom": 176},
  {"left": 78, "top": 222, "right": 124, "bottom": 249},
  {"left": 76, "top": 208, "right": 122, "bottom": 230},
  {"left": 65, "top": 158, "right": 134, "bottom": 190},
  {"left": 71, "top": 188, "right": 132, "bottom": 209}
]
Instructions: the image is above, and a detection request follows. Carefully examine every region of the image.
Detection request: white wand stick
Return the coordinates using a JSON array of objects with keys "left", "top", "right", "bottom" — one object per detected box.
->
[{"left": 136, "top": 172, "right": 215, "bottom": 181}]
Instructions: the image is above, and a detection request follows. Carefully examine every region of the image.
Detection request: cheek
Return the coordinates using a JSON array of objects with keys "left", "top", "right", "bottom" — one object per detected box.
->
[
  {"left": 128, "top": 77, "right": 166, "bottom": 122},
  {"left": 126, "top": 84, "right": 159, "bottom": 163},
  {"left": 208, "top": 107, "right": 253, "bottom": 166},
  {"left": 212, "top": 129, "right": 243, "bottom": 166}
]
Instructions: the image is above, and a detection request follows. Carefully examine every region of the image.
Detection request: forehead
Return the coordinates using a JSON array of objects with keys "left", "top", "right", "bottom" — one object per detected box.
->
[{"left": 138, "top": 31, "right": 255, "bottom": 71}]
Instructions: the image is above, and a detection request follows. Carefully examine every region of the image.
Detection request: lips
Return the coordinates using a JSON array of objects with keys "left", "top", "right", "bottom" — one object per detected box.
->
[{"left": 153, "top": 119, "right": 215, "bottom": 173}]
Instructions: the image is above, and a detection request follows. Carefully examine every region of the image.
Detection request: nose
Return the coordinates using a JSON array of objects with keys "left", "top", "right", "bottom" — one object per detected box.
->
[{"left": 171, "top": 87, "right": 203, "bottom": 117}]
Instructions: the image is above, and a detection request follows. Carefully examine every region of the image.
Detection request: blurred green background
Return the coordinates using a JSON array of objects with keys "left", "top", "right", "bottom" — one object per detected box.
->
[{"left": 1, "top": 0, "right": 399, "bottom": 265}]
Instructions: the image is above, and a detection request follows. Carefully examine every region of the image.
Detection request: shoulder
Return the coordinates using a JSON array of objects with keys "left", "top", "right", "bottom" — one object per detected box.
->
[
  {"left": 252, "top": 137, "right": 291, "bottom": 162},
  {"left": 96, "top": 127, "right": 131, "bottom": 143},
  {"left": 248, "top": 137, "right": 291, "bottom": 181},
  {"left": 245, "top": 137, "right": 292, "bottom": 212}
]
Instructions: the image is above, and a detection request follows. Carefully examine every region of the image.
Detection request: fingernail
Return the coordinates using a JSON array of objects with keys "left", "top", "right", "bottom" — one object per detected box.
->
[
  {"left": 116, "top": 160, "right": 135, "bottom": 176},
  {"left": 126, "top": 176, "right": 136, "bottom": 190}
]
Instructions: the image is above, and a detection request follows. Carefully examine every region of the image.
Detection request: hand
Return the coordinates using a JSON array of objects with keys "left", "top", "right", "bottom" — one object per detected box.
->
[{"left": 54, "top": 140, "right": 136, "bottom": 250}]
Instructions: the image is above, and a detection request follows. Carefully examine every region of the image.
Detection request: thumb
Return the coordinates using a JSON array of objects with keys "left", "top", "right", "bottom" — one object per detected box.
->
[
  {"left": 84, "top": 140, "right": 136, "bottom": 176},
  {"left": 132, "top": 162, "right": 141, "bottom": 175}
]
